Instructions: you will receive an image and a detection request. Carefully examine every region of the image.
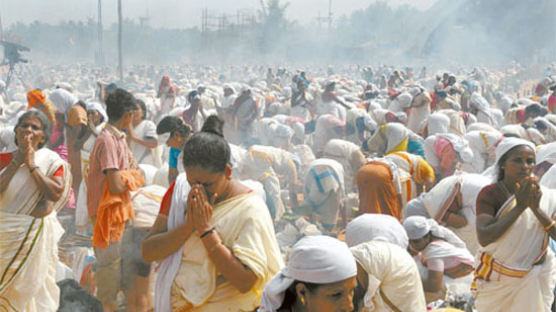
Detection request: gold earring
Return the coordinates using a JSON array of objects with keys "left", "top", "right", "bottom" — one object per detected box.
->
[{"left": 300, "top": 297, "right": 305, "bottom": 305}]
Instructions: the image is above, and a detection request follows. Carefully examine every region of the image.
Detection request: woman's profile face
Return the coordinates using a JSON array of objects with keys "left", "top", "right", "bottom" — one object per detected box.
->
[
  {"left": 500, "top": 146, "right": 535, "bottom": 183},
  {"left": 87, "top": 110, "right": 102, "bottom": 126},
  {"left": 132, "top": 107, "right": 143, "bottom": 126},
  {"left": 409, "top": 236, "right": 430, "bottom": 252},
  {"left": 300, "top": 277, "right": 357, "bottom": 312}
]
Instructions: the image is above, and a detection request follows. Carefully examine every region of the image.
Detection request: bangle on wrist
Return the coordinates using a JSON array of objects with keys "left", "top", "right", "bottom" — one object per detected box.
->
[
  {"left": 200, "top": 227, "right": 215, "bottom": 239},
  {"left": 544, "top": 220, "right": 555, "bottom": 231},
  {"left": 209, "top": 241, "right": 223, "bottom": 254}
]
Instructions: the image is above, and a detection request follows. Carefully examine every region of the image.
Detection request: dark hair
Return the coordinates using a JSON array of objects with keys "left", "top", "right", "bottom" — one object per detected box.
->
[
  {"left": 200, "top": 115, "right": 224, "bottom": 137},
  {"left": 182, "top": 121, "right": 230, "bottom": 173},
  {"left": 14, "top": 110, "right": 51, "bottom": 148},
  {"left": 76, "top": 100, "right": 87, "bottom": 110},
  {"left": 279, "top": 281, "right": 321, "bottom": 310},
  {"left": 525, "top": 103, "right": 547, "bottom": 117},
  {"left": 135, "top": 98, "right": 147, "bottom": 120},
  {"left": 156, "top": 116, "right": 192, "bottom": 138},
  {"left": 105, "top": 88, "right": 137, "bottom": 122}
]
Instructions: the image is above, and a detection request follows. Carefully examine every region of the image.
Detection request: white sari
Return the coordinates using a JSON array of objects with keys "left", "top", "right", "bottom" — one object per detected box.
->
[
  {"left": 130, "top": 120, "right": 161, "bottom": 167},
  {"left": 0, "top": 148, "right": 71, "bottom": 312},
  {"left": 473, "top": 188, "right": 556, "bottom": 312}
]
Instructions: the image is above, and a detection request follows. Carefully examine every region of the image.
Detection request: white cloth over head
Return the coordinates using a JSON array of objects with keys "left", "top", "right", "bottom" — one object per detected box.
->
[
  {"left": 440, "top": 133, "right": 474, "bottom": 163},
  {"left": 259, "top": 235, "right": 356, "bottom": 312},
  {"left": 403, "top": 216, "right": 467, "bottom": 249},
  {"left": 49, "top": 88, "right": 78, "bottom": 114},
  {"left": 484, "top": 137, "right": 536, "bottom": 182},
  {"left": 345, "top": 213, "right": 408, "bottom": 249},
  {"left": 86, "top": 101, "right": 108, "bottom": 124}
]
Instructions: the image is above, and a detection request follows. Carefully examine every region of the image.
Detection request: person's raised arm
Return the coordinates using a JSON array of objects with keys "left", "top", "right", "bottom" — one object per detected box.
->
[
  {"left": 142, "top": 214, "right": 194, "bottom": 262},
  {"left": 191, "top": 185, "right": 258, "bottom": 293},
  {"left": 22, "top": 135, "right": 64, "bottom": 202},
  {"left": 476, "top": 182, "right": 530, "bottom": 247},
  {"left": 527, "top": 180, "right": 556, "bottom": 241},
  {"left": 142, "top": 183, "right": 194, "bottom": 262}
]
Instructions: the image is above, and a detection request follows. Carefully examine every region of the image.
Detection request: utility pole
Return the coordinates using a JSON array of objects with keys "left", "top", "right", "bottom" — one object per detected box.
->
[
  {"left": 97, "top": 0, "right": 104, "bottom": 66},
  {"left": 0, "top": 8, "right": 4, "bottom": 41},
  {"left": 118, "top": 0, "right": 123, "bottom": 82},
  {"left": 328, "top": 0, "right": 332, "bottom": 31}
]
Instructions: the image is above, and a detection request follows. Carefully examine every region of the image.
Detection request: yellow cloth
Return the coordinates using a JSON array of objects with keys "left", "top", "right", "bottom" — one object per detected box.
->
[
  {"left": 387, "top": 151, "right": 435, "bottom": 185},
  {"left": 171, "top": 193, "right": 283, "bottom": 312},
  {"left": 0, "top": 148, "right": 71, "bottom": 312},
  {"left": 351, "top": 241, "right": 426, "bottom": 312},
  {"left": 67, "top": 104, "right": 88, "bottom": 127}
]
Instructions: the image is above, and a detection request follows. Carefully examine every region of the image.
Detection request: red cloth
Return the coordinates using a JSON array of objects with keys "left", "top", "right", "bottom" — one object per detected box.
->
[
  {"left": 548, "top": 95, "right": 556, "bottom": 113},
  {"left": 92, "top": 170, "right": 145, "bottom": 248},
  {"left": 476, "top": 183, "right": 508, "bottom": 216},
  {"left": 430, "top": 91, "right": 437, "bottom": 110},
  {"left": 158, "top": 181, "right": 176, "bottom": 216},
  {"left": 516, "top": 109, "right": 527, "bottom": 123},
  {"left": 0, "top": 152, "right": 63, "bottom": 176}
]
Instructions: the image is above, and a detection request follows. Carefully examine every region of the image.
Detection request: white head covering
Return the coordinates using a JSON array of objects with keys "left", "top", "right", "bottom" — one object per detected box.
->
[
  {"left": 86, "top": 101, "right": 108, "bottom": 123},
  {"left": 223, "top": 83, "right": 236, "bottom": 94},
  {"left": 536, "top": 142, "right": 556, "bottom": 165},
  {"left": 427, "top": 113, "right": 450, "bottom": 135},
  {"left": 437, "top": 133, "right": 474, "bottom": 163},
  {"left": 275, "top": 124, "right": 294, "bottom": 140},
  {"left": 403, "top": 216, "right": 467, "bottom": 249},
  {"left": 49, "top": 88, "right": 78, "bottom": 114},
  {"left": 486, "top": 137, "right": 536, "bottom": 181},
  {"left": 259, "top": 235, "right": 356, "bottom": 312},
  {"left": 345, "top": 214, "right": 408, "bottom": 249}
]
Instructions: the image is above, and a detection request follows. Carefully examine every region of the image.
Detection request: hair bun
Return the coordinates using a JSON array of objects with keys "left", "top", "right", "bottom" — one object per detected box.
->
[{"left": 201, "top": 115, "right": 225, "bottom": 138}]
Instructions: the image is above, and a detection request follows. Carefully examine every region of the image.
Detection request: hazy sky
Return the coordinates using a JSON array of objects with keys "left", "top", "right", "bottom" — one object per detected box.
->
[{"left": 1, "top": 0, "right": 437, "bottom": 29}]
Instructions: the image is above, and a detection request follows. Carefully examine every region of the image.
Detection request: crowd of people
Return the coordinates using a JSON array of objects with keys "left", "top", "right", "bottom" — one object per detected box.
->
[{"left": 0, "top": 62, "right": 556, "bottom": 312}]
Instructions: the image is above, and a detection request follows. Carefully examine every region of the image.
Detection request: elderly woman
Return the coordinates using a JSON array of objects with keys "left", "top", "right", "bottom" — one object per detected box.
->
[
  {"left": 403, "top": 216, "right": 475, "bottom": 303},
  {"left": 474, "top": 137, "right": 556, "bottom": 311},
  {"left": 345, "top": 214, "right": 426, "bottom": 312},
  {"left": 0, "top": 110, "right": 72, "bottom": 311},
  {"left": 260, "top": 235, "right": 357, "bottom": 312},
  {"left": 142, "top": 117, "right": 282, "bottom": 312}
]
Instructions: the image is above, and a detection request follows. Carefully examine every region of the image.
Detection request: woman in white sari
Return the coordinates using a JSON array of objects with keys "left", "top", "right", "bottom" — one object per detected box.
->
[
  {"left": 142, "top": 116, "right": 282, "bottom": 312},
  {"left": 0, "top": 110, "right": 72, "bottom": 311},
  {"left": 474, "top": 137, "right": 556, "bottom": 312}
]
